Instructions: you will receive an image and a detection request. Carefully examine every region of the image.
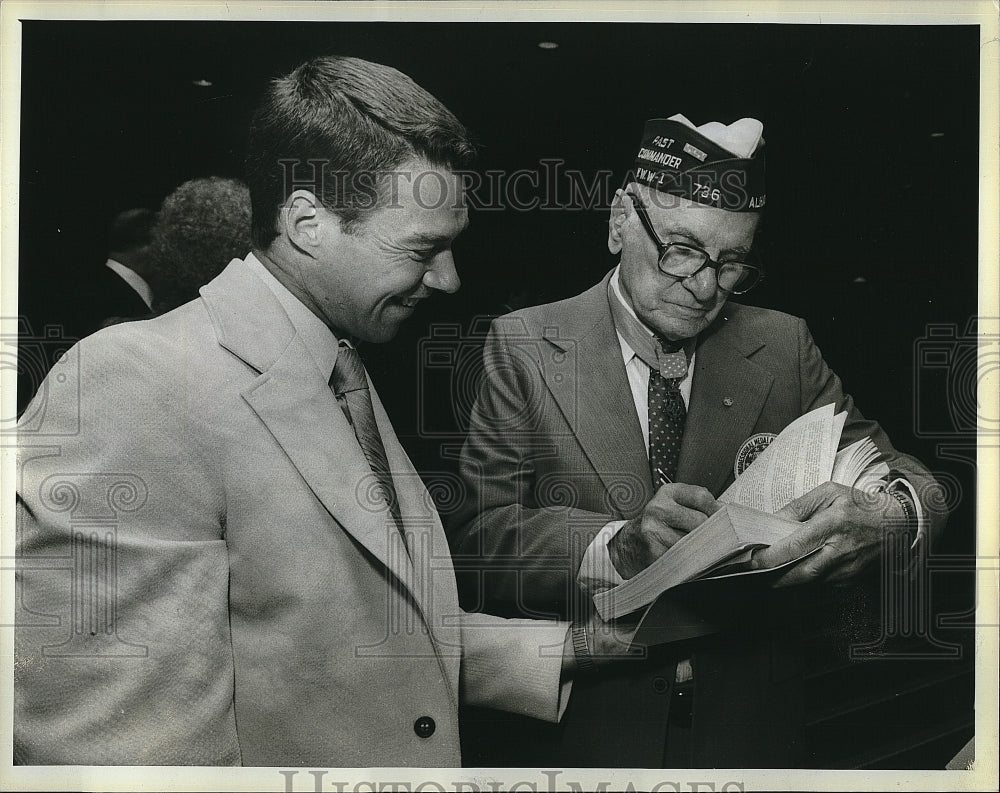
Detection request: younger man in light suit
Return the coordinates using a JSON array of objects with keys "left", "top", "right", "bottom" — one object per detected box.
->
[{"left": 14, "top": 55, "right": 625, "bottom": 766}]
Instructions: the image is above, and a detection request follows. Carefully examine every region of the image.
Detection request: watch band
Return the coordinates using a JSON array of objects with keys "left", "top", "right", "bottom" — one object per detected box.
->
[
  {"left": 571, "top": 622, "right": 597, "bottom": 673},
  {"left": 886, "top": 486, "right": 917, "bottom": 532}
]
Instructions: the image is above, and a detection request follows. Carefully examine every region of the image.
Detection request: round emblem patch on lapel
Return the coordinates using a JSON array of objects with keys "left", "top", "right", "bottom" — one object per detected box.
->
[{"left": 734, "top": 432, "right": 778, "bottom": 477}]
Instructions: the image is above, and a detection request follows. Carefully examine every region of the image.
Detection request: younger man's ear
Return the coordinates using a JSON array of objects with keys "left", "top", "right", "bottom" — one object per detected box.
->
[{"left": 281, "top": 190, "right": 324, "bottom": 255}]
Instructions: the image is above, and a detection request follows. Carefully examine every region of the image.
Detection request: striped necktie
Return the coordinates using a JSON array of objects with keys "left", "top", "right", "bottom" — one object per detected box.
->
[{"left": 329, "top": 342, "right": 404, "bottom": 534}]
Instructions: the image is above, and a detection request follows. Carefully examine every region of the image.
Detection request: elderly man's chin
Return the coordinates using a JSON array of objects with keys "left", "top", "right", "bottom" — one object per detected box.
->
[{"left": 645, "top": 304, "right": 725, "bottom": 343}]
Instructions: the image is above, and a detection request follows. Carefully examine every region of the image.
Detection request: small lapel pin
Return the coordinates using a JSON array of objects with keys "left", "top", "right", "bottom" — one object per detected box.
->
[{"left": 723, "top": 397, "right": 734, "bottom": 407}]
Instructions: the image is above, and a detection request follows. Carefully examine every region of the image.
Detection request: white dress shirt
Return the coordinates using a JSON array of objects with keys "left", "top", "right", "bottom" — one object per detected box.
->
[
  {"left": 577, "top": 266, "right": 697, "bottom": 595},
  {"left": 105, "top": 258, "right": 154, "bottom": 310}
]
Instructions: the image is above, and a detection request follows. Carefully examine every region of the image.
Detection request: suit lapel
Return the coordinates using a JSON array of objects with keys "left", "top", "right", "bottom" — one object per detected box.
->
[
  {"left": 248, "top": 347, "right": 460, "bottom": 699},
  {"left": 242, "top": 346, "right": 416, "bottom": 593},
  {"left": 535, "top": 277, "right": 775, "bottom": 503},
  {"left": 202, "top": 260, "right": 415, "bottom": 594},
  {"left": 541, "top": 275, "right": 654, "bottom": 515},
  {"left": 676, "top": 308, "right": 774, "bottom": 495}
]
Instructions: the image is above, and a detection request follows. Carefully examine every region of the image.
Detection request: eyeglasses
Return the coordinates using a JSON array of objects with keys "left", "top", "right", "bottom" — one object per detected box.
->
[{"left": 625, "top": 192, "right": 763, "bottom": 295}]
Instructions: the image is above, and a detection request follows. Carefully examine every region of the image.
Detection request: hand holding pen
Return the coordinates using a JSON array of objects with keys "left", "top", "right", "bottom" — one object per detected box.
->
[{"left": 608, "top": 470, "right": 721, "bottom": 579}]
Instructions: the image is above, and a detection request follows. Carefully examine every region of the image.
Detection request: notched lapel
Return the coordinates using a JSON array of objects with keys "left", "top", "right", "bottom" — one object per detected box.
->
[
  {"left": 676, "top": 322, "right": 774, "bottom": 495},
  {"left": 203, "top": 259, "right": 455, "bottom": 692},
  {"left": 540, "top": 280, "right": 653, "bottom": 517},
  {"left": 242, "top": 336, "right": 415, "bottom": 593}
]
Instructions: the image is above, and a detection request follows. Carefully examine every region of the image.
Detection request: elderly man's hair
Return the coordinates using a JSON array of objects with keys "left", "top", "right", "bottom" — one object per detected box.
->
[
  {"left": 108, "top": 208, "right": 157, "bottom": 253},
  {"left": 245, "top": 55, "right": 476, "bottom": 249},
  {"left": 149, "top": 176, "right": 252, "bottom": 312}
]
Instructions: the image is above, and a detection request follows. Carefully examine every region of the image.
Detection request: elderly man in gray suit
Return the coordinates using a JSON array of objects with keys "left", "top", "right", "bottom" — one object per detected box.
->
[{"left": 450, "top": 115, "right": 947, "bottom": 768}]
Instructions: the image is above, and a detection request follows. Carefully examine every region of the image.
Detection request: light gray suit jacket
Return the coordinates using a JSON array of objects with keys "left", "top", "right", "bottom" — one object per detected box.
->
[{"left": 15, "top": 257, "right": 568, "bottom": 766}]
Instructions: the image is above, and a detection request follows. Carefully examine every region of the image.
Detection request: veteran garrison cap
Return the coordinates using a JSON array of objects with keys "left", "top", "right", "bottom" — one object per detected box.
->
[{"left": 633, "top": 114, "right": 766, "bottom": 212}]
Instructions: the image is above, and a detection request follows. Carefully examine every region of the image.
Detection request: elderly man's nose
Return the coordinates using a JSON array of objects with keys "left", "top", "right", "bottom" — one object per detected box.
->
[{"left": 684, "top": 265, "right": 719, "bottom": 298}]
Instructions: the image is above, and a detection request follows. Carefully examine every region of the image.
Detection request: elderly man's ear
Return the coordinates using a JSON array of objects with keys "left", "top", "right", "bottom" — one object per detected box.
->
[
  {"left": 282, "top": 190, "right": 324, "bottom": 256},
  {"left": 608, "top": 188, "right": 632, "bottom": 254}
]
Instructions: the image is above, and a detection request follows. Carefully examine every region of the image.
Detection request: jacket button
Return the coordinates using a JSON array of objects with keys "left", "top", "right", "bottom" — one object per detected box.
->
[
  {"left": 652, "top": 676, "right": 670, "bottom": 694},
  {"left": 414, "top": 716, "right": 436, "bottom": 738}
]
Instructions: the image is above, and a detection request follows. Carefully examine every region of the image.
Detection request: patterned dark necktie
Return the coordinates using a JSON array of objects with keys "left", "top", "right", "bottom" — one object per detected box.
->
[
  {"left": 329, "top": 342, "right": 403, "bottom": 533},
  {"left": 647, "top": 335, "right": 688, "bottom": 484}
]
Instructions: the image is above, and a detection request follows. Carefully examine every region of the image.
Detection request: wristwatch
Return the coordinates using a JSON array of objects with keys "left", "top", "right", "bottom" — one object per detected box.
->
[{"left": 884, "top": 480, "right": 918, "bottom": 535}]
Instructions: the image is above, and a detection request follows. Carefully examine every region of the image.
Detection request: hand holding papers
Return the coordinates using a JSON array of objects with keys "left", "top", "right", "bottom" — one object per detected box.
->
[
  {"left": 750, "top": 480, "right": 905, "bottom": 587},
  {"left": 718, "top": 403, "right": 887, "bottom": 511},
  {"left": 594, "top": 403, "right": 897, "bottom": 623},
  {"left": 596, "top": 502, "right": 808, "bottom": 619}
]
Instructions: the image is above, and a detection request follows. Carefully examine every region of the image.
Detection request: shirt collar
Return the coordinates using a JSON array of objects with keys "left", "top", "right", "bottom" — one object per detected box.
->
[
  {"left": 105, "top": 258, "right": 153, "bottom": 310},
  {"left": 243, "top": 252, "right": 342, "bottom": 379},
  {"left": 609, "top": 264, "right": 697, "bottom": 367},
  {"left": 609, "top": 265, "right": 647, "bottom": 364}
]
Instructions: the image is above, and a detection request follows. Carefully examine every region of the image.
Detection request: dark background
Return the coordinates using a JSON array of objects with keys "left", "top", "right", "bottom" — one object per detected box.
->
[
  {"left": 16, "top": 21, "right": 981, "bottom": 768},
  {"left": 17, "top": 20, "right": 979, "bottom": 547}
]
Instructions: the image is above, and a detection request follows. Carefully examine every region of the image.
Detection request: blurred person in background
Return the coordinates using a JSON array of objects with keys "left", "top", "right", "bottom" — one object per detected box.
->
[
  {"left": 16, "top": 208, "right": 157, "bottom": 415},
  {"left": 79, "top": 207, "right": 158, "bottom": 334},
  {"left": 147, "top": 176, "right": 253, "bottom": 313}
]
